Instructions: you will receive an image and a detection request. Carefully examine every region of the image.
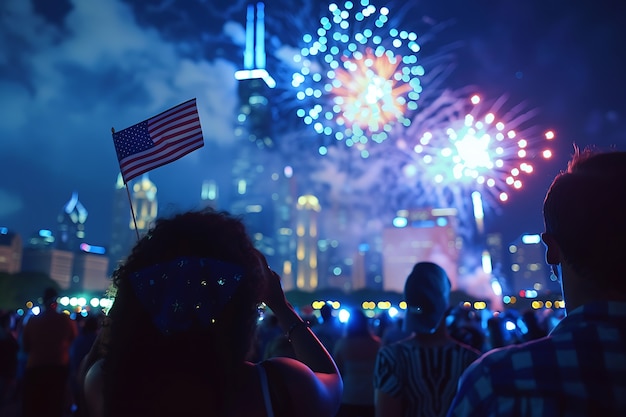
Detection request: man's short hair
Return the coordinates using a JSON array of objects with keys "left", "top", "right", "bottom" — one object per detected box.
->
[{"left": 543, "top": 148, "right": 626, "bottom": 291}]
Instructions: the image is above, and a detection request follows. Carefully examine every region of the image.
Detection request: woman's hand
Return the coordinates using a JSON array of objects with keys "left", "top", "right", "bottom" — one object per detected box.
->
[
  {"left": 264, "top": 269, "right": 291, "bottom": 313},
  {"left": 252, "top": 249, "right": 342, "bottom": 416},
  {"left": 253, "top": 249, "right": 289, "bottom": 312}
]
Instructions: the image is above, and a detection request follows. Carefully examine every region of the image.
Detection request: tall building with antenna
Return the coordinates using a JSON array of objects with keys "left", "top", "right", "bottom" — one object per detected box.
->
[
  {"left": 235, "top": 2, "right": 276, "bottom": 150},
  {"left": 229, "top": 2, "right": 297, "bottom": 285},
  {"left": 200, "top": 179, "right": 219, "bottom": 209}
]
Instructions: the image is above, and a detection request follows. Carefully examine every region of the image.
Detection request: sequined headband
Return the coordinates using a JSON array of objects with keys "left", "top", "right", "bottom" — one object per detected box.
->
[{"left": 129, "top": 257, "right": 244, "bottom": 334}]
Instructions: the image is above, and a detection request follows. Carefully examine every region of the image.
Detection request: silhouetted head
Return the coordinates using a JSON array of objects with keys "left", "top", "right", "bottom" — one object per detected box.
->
[
  {"left": 345, "top": 309, "right": 370, "bottom": 337},
  {"left": 542, "top": 148, "right": 626, "bottom": 295},
  {"left": 320, "top": 303, "right": 334, "bottom": 322},
  {"left": 43, "top": 287, "right": 58, "bottom": 308},
  {"left": 403, "top": 262, "right": 451, "bottom": 334}
]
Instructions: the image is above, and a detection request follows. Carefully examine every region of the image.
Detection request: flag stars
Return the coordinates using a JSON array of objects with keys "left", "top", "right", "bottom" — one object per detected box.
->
[{"left": 112, "top": 121, "right": 154, "bottom": 159}]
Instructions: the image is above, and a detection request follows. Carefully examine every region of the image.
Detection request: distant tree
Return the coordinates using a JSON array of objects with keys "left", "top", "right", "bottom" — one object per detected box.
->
[
  {"left": 0, "top": 271, "right": 61, "bottom": 310},
  {"left": 0, "top": 273, "right": 19, "bottom": 310},
  {"left": 284, "top": 289, "right": 314, "bottom": 309}
]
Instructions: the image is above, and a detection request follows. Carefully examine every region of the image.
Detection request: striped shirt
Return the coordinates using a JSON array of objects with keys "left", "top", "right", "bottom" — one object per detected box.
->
[
  {"left": 447, "top": 301, "right": 626, "bottom": 417},
  {"left": 374, "top": 339, "right": 481, "bottom": 417}
]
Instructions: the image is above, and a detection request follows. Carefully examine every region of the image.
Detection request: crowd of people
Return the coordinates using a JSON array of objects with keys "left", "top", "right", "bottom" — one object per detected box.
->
[
  {"left": 0, "top": 284, "right": 553, "bottom": 417},
  {"left": 0, "top": 148, "right": 624, "bottom": 416}
]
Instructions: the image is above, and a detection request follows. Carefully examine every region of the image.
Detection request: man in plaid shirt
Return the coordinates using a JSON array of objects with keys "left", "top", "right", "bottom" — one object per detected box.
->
[{"left": 447, "top": 148, "right": 626, "bottom": 417}]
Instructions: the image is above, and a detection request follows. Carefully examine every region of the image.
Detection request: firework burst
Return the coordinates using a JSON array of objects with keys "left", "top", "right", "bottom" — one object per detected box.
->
[
  {"left": 291, "top": 0, "right": 424, "bottom": 150},
  {"left": 399, "top": 93, "right": 555, "bottom": 209}
]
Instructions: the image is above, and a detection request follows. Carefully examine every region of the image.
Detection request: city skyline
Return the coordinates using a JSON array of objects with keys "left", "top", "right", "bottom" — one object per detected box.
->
[{"left": 0, "top": 177, "right": 553, "bottom": 296}]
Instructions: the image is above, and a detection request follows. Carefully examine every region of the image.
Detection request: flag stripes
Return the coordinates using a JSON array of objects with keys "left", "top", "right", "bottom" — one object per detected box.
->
[{"left": 113, "top": 98, "right": 204, "bottom": 183}]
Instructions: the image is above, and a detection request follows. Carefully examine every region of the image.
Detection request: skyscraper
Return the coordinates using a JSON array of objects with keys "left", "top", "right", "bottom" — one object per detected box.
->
[
  {"left": 21, "top": 248, "right": 74, "bottom": 290},
  {"left": 485, "top": 232, "right": 508, "bottom": 293},
  {"left": 230, "top": 2, "right": 296, "bottom": 282},
  {"left": 130, "top": 174, "right": 158, "bottom": 236},
  {"left": 109, "top": 174, "right": 134, "bottom": 273},
  {"left": 508, "top": 233, "right": 559, "bottom": 295},
  {"left": 0, "top": 227, "right": 22, "bottom": 274},
  {"left": 382, "top": 208, "right": 461, "bottom": 293},
  {"left": 57, "top": 191, "right": 87, "bottom": 252},
  {"left": 295, "top": 194, "right": 320, "bottom": 291},
  {"left": 73, "top": 249, "right": 110, "bottom": 293},
  {"left": 108, "top": 174, "right": 157, "bottom": 273},
  {"left": 235, "top": 2, "right": 276, "bottom": 150}
]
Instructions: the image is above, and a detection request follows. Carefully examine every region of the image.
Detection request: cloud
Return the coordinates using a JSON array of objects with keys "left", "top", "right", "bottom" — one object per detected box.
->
[
  {"left": 274, "top": 44, "right": 301, "bottom": 70},
  {"left": 0, "top": 0, "right": 61, "bottom": 67},
  {"left": 0, "top": 0, "right": 243, "bottom": 243},
  {"left": 173, "top": 58, "right": 238, "bottom": 147},
  {"left": 0, "top": 82, "right": 30, "bottom": 132},
  {"left": 0, "top": 189, "right": 23, "bottom": 218},
  {"left": 0, "top": 0, "right": 239, "bottom": 178},
  {"left": 223, "top": 21, "right": 246, "bottom": 47}
]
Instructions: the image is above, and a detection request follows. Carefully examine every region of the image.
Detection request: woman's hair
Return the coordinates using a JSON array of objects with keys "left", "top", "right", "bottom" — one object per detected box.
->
[{"left": 103, "top": 208, "right": 265, "bottom": 416}]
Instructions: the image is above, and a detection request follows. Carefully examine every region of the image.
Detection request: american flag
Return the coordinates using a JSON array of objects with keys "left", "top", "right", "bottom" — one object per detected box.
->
[{"left": 112, "top": 98, "right": 204, "bottom": 183}]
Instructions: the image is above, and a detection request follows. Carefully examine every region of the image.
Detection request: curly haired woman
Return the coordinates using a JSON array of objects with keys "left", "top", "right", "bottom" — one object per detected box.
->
[{"left": 82, "top": 209, "right": 342, "bottom": 417}]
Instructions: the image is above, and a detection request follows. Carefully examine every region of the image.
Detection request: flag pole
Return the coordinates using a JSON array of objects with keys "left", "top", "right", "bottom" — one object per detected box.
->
[
  {"left": 125, "top": 184, "right": 141, "bottom": 241},
  {"left": 112, "top": 127, "right": 141, "bottom": 241}
]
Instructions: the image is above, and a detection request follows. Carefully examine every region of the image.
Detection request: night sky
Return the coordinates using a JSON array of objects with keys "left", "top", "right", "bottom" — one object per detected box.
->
[{"left": 1, "top": 0, "right": 624, "bottom": 250}]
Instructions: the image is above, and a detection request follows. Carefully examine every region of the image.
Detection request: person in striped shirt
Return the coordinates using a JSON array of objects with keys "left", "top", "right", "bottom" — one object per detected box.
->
[
  {"left": 447, "top": 148, "right": 626, "bottom": 417},
  {"left": 374, "top": 262, "right": 481, "bottom": 417}
]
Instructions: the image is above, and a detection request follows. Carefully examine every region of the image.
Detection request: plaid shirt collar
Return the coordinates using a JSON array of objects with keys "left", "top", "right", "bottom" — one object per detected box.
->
[{"left": 550, "top": 300, "right": 626, "bottom": 336}]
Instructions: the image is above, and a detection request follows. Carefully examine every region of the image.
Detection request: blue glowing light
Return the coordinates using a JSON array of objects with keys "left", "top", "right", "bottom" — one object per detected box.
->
[
  {"left": 392, "top": 216, "right": 408, "bottom": 227},
  {"left": 338, "top": 309, "right": 351, "bottom": 323},
  {"left": 521, "top": 234, "right": 541, "bottom": 244},
  {"left": 79, "top": 243, "right": 106, "bottom": 254}
]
